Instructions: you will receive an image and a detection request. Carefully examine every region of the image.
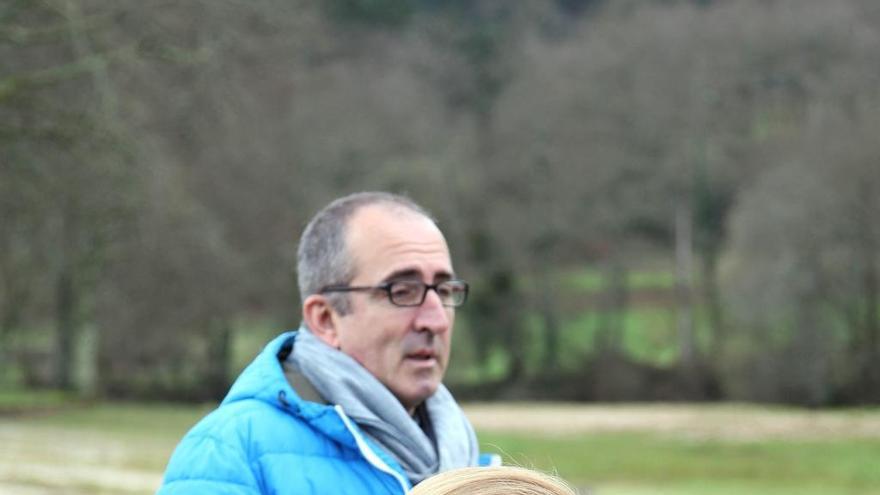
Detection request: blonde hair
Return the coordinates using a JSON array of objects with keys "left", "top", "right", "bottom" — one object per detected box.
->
[{"left": 411, "top": 467, "right": 577, "bottom": 495}]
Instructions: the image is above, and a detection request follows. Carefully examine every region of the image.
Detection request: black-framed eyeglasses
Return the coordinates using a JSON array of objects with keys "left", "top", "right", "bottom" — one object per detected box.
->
[{"left": 320, "top": 279, "right": 469, "bottom": 307}]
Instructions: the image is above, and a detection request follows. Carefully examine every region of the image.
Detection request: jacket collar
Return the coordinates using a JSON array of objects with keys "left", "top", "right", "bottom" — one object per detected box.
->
[
  {"left": 223, "top": 331, "right": 338, "bottom": 416},
  {"left": 219, "top": 330, "right": 401, "bottom": 474}
]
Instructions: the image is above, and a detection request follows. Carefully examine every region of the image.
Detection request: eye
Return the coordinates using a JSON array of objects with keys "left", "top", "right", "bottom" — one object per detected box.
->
[
  {"left": 390, "top": 281, "right": 420, "bottom": 298},
  {"left": 436, "top": 284, "right": 453, "bottom": 297}
]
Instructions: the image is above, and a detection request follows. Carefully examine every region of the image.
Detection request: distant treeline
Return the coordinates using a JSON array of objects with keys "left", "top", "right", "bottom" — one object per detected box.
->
[{"left": 1, "top": 0, "right": 878, "bottom": 405}]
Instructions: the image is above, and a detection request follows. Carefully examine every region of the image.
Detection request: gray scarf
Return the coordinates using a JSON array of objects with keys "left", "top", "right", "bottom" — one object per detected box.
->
[{"left": 286, "top": 328, "right": 479, "bottom": 484}]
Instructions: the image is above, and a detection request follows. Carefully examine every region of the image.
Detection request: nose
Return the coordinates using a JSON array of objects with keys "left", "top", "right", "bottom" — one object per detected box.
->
[{"left": 413, "top": 288, "right": 451, "bottom": 334}]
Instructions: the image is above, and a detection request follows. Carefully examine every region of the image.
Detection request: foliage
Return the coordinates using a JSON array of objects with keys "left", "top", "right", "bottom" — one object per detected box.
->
[
  {"left": 1, "top": 0, "right": 879, "bottom": 404},
  {"left": 0, "top": 388, "right": 79, "bottom": 412},
  {"left": 325, "top": 0, "right": 415, "bottom": 27}
]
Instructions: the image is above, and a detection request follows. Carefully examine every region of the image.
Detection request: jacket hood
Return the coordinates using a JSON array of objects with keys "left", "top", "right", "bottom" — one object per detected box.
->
[
  {"left": 222, "top": 331, "right": 346, "bottom": 427},
  {"left": 222, "top": 331, "right": 298, "bottom": 406},
  {"left": 160, "top": 329, "right": 412, "bottom": 494},
  {"left": 220, "top": 330, "right": 392, "bottom": 462}
]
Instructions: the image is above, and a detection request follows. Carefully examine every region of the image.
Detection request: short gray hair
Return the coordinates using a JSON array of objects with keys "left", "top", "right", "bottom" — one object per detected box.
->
[{"left": 296, "top": 192, "right": 434, "bottom": 315}]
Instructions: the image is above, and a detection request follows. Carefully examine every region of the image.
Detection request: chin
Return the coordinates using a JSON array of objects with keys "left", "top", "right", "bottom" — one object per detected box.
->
[{"left": 402, "top": 382, "right": 440, "bottom": 408}]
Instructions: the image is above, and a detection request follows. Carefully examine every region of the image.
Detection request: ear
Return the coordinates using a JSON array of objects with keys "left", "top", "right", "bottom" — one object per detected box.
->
[{"left": 302, "top": 294, "right": 341, "bottom": 348}]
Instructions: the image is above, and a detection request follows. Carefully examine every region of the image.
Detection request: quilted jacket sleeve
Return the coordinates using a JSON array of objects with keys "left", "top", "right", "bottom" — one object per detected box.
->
[{"left": 157, "top": 431, "right": 262, "bottom": 495}]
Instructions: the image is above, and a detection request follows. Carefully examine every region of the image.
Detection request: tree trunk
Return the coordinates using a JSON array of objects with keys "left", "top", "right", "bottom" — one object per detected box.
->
[
  {"left": 794, "top": 284, "right": 829, "bottom": 406},
  {"left": 595, "top": 259, "right": 627, "bottom": 353},
  {"left": 54, "top": 196, "right": 80, "bottom": 391},
  {"left": 205, "top": 318, "right": 232, "bottom": 400},
  {"left": 0, "top": 266, "right": 25, "bottom": 340},
  {"left": 536, "top": 273, "right": 561, "bottom": 372},
  {"left": 861, "top": 254, "right": 879, "bottom": 400},
  {"left": 702, "top": 249, "right": 725, "bottom": 359},
  {"left": 54, "top": 266, "right": 76, "bottom": 390},
  {"left": 675, "top": 203, "right": 696, "bottom": 369},
  {"left": 858, "top": 182, "right": 879, "bottom": 400}
]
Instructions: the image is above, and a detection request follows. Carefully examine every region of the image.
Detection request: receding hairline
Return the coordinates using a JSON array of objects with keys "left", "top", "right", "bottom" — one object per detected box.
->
[
  {"left": 296, "top": 192, "right": 439, "bottom": 304},
  {"left": 343, "top": 202, "right": 450, "bottom": 274},
  {"left": 332, "top": 192, "right": 437, "bottom": 227},
  {"left": 346, "top": 201, "right": 443, "bottom": 239}
]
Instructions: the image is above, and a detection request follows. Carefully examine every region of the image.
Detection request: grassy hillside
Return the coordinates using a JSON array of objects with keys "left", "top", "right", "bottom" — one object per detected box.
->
[{"left": 1, "top": 400, "right": 878, "bottom": 494}]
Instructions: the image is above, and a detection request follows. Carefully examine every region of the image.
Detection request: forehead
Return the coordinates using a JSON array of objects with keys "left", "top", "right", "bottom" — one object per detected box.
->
[{"left": 345, "top": 204, "right": 452, "bottom": 280}]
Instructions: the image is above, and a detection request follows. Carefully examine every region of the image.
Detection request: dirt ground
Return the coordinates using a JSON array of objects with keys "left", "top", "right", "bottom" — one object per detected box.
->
[
  {"left": 463, "top": 402, "right": 880, "bottom": 440},
  {"left": 0, "top": 420, "right": 168, "bottom": 494},
  {"left": 2, "top": 403, "right": 879, "bottom": 494}
]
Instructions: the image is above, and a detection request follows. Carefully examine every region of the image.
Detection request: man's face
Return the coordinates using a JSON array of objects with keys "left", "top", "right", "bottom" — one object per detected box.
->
[{"left": 333, "top": 205, "right": 455, "bottom": 413}]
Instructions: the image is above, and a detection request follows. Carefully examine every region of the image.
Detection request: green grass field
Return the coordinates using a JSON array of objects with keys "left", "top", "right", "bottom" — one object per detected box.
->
[
  {"left": 482, "top": 431, "right": 880, "bottom": 495},
  {"left": 1, "top": 400, "right": 878, "bottom": 494}
]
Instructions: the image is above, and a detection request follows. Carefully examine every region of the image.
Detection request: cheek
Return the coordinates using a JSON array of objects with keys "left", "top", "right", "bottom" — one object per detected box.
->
[{"left": 357, "top": 314, "right": 409, "bottom": 363}]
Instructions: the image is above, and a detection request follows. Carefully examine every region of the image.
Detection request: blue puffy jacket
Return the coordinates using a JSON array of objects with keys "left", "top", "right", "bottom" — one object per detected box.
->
[{"left": 158, "top": 332, "right": 411, "bottom": 494}]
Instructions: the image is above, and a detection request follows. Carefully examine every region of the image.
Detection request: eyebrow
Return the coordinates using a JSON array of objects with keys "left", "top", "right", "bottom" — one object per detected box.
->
[{"left": 382, "top": 268, "right": 454, "bottom": 283}]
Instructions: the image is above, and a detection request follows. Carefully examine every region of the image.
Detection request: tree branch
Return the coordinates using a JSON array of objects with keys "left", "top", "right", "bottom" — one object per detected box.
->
[{"left": 0, "top": 44, "right": 136, "bottom": 104}]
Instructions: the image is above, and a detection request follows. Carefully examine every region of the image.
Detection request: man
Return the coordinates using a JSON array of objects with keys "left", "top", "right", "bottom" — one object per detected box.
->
[{"left": 159, "top": 192, "right": 491, "bottom": 494}]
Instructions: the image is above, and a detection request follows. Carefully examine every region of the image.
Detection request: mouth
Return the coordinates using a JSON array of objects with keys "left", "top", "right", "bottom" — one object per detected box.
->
[{"left": 405, "top": 349, "right": 437, "bottom": 363}]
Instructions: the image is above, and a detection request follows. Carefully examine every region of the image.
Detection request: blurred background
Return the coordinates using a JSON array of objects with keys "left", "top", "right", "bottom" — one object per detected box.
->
[{"left": 2, "top": 0, "right": 880, "bottom": 493}]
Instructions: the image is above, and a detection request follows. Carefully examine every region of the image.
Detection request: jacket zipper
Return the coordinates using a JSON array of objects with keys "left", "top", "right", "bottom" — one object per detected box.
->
[{"left": 334, "top": 405, "right": 410, "bottom": 494}]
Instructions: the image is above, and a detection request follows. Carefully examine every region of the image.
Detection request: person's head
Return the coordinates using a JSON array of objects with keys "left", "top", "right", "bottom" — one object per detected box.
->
[
  {"left": 297, "top": 192, "right": 465, "bottom": 413},
  {"left": 411, "top": 467, "right": 577, "bottom": 495}
]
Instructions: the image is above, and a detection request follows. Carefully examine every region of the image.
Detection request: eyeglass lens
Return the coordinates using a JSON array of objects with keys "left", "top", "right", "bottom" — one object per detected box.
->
[{"left": 389, "top": 281, "right": 466, "bottom": 306}]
